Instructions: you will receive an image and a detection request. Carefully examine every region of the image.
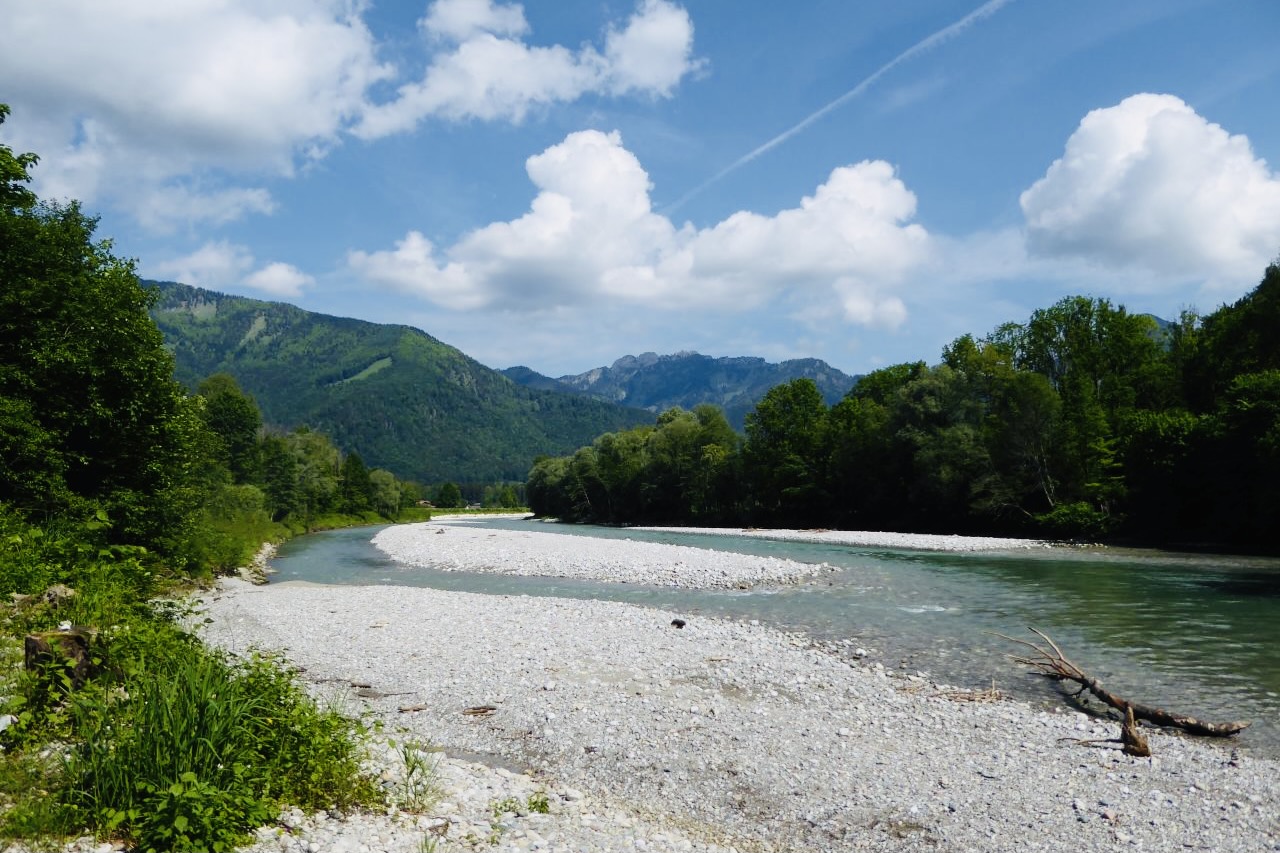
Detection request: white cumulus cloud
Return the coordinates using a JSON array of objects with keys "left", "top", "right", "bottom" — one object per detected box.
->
[
  {"left": 355, "top": 0, "right": 702, "bottom": 137},
  {"left": 152, "top": 242, "right": 256, "bottom": 290},
  {"left": 0, "top": 0, "right": 389, "bottom": 227},
  {"left": 1, "top": 0, "right": 700, "bottom": 231},
  {"left": 243, "top": 262, "right": 316, "bottom": 298},
  {"left": 422, "top": 0, "right": 530, "bottom": 42},
  {"left": 349, "top": 130, "right": 928, "bottom": 328},
  {"left": 151, "top": 242, "right": 313, "bottom": 298},
  {"left": 1020, "top": 93, "right": 1280, "bottom": 285}
]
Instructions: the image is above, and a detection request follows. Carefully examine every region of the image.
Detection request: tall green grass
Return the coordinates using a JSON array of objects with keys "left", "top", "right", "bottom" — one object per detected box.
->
[
  {"left": 0, "top": 507, "right": 381, "bottom": 851},
  {"left": 58, "top": 643, "right": 376, "bottom": 852}
]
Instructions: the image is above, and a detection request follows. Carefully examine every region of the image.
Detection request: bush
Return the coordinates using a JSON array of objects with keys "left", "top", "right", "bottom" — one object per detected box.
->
[
  {"left": 58, "top": 644, "right": 376, "bottom": 852},
  {"left": 1034, "top": 501, "right": 1116, "bottom": 540}
]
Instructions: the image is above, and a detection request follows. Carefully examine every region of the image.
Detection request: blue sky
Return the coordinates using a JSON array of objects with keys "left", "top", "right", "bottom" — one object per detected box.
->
[{"left": 3, "top": 0, "right": 1279, "bottom": 377}]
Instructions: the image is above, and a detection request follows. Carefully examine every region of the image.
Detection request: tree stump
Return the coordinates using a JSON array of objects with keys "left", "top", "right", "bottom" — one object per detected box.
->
[{"left": 24, "top": 628, "right": 95, "bottom": 692}]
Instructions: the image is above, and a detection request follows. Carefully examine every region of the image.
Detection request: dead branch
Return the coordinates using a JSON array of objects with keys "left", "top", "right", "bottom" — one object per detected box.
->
[
  {"left": 1057, "top": 708, "right": 1151, "bottom": 756},
  {"left": 993, "top": 627, "right": 1249, "bottom": 738}
]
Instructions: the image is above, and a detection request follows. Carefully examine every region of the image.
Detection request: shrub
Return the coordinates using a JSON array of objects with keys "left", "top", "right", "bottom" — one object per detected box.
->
[{"left": 1034, "top": 501, "right": 1116, "bottom": 540}]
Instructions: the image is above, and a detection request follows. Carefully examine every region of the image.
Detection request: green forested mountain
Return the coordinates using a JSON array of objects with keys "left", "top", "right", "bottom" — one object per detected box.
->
[
  {"left": 148, "top": 281, "right": 651, "bottom": 483},
  {"left": 505, "top": 351, "right": 860, "bottom": 430}
]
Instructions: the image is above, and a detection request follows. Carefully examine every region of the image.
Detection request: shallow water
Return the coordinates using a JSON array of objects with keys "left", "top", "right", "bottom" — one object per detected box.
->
[{"left": 270, "top": 519, "right": 1280, "bottom": 757}]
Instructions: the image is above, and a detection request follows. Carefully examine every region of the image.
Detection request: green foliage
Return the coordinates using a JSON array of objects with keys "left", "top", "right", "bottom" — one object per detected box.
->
[
  {"left": 527, "top": 404, "right": 739, "bottom": 524},
  {"left": 395, "top": 740, "right": 439, "bottom": 813},
  {"left": 340, "top": 452, "right": 373, "bottom": 513},
  {"left": 197, "top": 374, "right": 262, "bottom": 484},
  {"left": 743, "top": 380, "right": 829, "bottom": 525},
  {"left": 0, "top": 112, "right": 385, "bottom": 852},
  {"left": 1034, "top": 502, "right": 1115, "bottom": 540},
  {"left": 0, "top": 537, "right": 379, "bottom": 850},
  {"left": 0, "top": 104, "right": 39, "bottom": 210},
  {"left": 528, "top": 262, "right": 1280, "bottom": 551},
  {"left": 434, "top": 482, "right": 464, "bottom": 508},
  {"left": 0, "top": 194, "right": 198, "bottom": 557}
]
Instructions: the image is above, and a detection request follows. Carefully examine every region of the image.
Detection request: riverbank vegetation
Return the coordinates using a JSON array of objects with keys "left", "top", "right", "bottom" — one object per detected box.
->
[
  {"left": 0, "top": 106, "right": 392, "bottom": 849},
  {"left": 529, "top": 263, "right": 1280, "bottom": 552}
]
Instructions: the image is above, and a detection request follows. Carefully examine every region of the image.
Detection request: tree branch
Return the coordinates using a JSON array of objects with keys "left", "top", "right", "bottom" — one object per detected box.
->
[{"left": 993, "top": 628, "right": 1250, "bottom": 738}]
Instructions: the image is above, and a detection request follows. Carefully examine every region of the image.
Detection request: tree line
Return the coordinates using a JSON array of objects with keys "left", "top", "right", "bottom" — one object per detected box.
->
[{"left": 528, "top": 265, "right": 1280, "bottom": 550}]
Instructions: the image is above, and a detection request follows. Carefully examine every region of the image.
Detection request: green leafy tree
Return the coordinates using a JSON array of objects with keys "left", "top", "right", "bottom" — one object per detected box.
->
[
  {"left": 992, "top": 296, "right": 1162, "bottom": 527},
  {"left": 743, "top": 379, "right": 829, "bottom": 524},
  {"left": 369, "top": 469, "right": 401, "bottom": 518},
  {"left": 1183, "top": 263, "right": 1280, "bottom": 410},
  {"left": 0, "top": 104, "right": 38, "bottom": 210},
  {"left": 198, "top": 373, "right": 262, "bottom": 484},
  {"left": 258, "top": 434, "right": 301, "bottom": 521},
  {"left": 288, "top": 428, "right": 341, "bottom": 521},
  {"left": 591, "top": 427, "right": 651, "bottom": 521},
  {"left": 339, "top": 452, "right": 372, "bottom": 513},
  {"left": 435, "top": 481, "right": 464, "bottom": 509},
  {"left": 0, "top": 112, "right": 198, "bottom": 551}
]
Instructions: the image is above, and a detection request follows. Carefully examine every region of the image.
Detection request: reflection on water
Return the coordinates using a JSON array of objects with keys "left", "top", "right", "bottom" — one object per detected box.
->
[{"left": 271, "top": 520, "right": 1280, "bottom": 757}]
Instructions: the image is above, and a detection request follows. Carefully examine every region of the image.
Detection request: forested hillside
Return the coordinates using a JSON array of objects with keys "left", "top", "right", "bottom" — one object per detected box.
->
[
  {"left": 529, "top": 267, "right": 1280, "bottom": 551},
  {"left": 149, "top": 282, "right": 652, "bottom": 483},
  {"left": 506, "top": 351, "right": 859, "bottom": 430}
]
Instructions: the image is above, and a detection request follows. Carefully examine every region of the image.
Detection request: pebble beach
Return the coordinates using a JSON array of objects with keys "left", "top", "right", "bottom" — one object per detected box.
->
[{"left": 186, "top": 519, "right": 1280, "bottom": 852}]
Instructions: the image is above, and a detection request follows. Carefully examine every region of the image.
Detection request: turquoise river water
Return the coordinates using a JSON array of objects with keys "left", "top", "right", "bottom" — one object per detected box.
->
[{"left": 268, "top": 518, "right": 1280, "bottom": 757}]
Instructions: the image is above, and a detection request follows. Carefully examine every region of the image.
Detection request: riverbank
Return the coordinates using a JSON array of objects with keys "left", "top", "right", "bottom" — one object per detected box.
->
[
  {"left": 633, "top": 525, "right": 1054, "bottom": 552},
  {"left": 196, "top": 527, "right": 1280, "bottom": 852}
]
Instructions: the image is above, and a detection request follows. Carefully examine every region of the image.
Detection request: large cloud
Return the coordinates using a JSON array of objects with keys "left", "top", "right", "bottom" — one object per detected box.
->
[
  {"left": 0, "top": 0, "right": 701, "bottom": 230},
  {"left": 355, "top": 0, "right": 703, "bottom": 137},
  {"left": 1021, "top": 93, "right": 1280, "bottom": 283},
  {"left": 348, "top": 130, "right": 927, "bottom": 328},
  {"left": 0, "top": 1, "right": 389, "bottom": 226}
]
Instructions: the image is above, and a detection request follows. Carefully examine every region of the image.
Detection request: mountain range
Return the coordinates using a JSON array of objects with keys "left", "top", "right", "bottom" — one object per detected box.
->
[
  {"left": 147, "top": 281, "right": 650, "bottom": 484},
  {"left": 503, "top": 352, "right": 859, "bottom": 429},
  {"left": 148, "top": 281, "right": 860, "bottom": 483}
]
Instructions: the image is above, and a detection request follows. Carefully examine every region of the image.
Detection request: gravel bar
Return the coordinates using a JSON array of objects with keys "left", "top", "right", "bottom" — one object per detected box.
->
[
  {"left": 372, "top": 521, "right": 834, "bottom": 588},
  {"left": 632, "top": 525, "right": 1054, "bottom": 552},
  {"left": 188, "top": 526, "right": 1280, "bottom": 853}
]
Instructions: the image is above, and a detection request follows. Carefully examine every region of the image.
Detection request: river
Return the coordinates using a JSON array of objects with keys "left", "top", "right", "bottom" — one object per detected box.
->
[{"left": 268, "top": 518, "right": 1280, "bottom": 757}]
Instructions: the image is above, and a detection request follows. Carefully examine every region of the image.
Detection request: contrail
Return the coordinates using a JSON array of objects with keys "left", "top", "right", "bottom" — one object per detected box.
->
[{"left": 665, "top": 0, "right": 1017, "bottom": 213}]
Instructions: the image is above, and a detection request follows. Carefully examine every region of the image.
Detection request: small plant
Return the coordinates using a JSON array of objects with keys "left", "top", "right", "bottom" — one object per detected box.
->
[
  {"left": 526, "top": 791, "right": 551, "bottom": 814},
  {"left": 489, "top": 796, "right": 521, "bottom": 818},
  {"left": 397, "top": 740, "right": 439, "bottom": 813}
]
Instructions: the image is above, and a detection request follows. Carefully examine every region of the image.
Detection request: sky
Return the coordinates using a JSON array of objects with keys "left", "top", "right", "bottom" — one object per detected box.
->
[{"left": 3, "top": 0, "right": 1280, "bottom": 378}]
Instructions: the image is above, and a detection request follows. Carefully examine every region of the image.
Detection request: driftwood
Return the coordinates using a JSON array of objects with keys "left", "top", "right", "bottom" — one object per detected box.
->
[{"left": 996, "top": 627, "right": 1250, "bottom": 739}]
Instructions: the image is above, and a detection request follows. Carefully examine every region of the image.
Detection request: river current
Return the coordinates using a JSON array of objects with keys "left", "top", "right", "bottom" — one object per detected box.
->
[{"left": 268, "top": 518, "right": 1280, "bottom": 757}]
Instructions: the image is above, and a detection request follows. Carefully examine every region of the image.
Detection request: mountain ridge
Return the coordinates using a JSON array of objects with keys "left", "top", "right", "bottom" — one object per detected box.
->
[
  {"left": 504, "top": 351, "right": 860, "bottom": 429},
  {"left": 147, "top": 281, "right": 652, "bottom": 483}
]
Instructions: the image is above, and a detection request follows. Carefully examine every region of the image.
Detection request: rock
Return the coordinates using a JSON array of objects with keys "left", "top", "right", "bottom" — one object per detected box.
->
[{"left": 24, "top": 627, "right": 96, "bottom": 691}]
